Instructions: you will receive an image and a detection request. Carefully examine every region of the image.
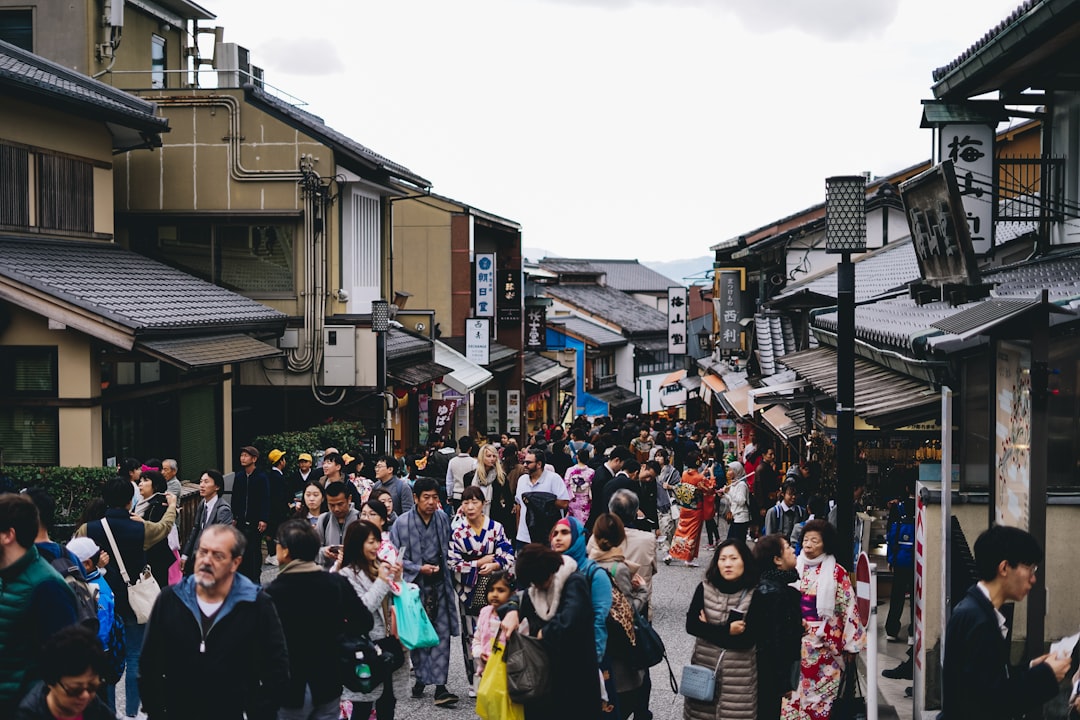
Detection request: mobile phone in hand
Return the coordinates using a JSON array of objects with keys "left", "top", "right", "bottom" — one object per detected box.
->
[{"left": 728, "top": 610, "right": 745, "bottom": 623}]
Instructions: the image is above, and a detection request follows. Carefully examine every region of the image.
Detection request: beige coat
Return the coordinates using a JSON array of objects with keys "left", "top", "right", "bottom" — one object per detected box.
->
[{"left": 684, "top": 582, "right": 757, "bottom": 720}]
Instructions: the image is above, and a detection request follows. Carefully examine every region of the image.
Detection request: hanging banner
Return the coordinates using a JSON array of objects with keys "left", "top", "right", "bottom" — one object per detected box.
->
[
  {"left": 498, "top": 269, "right": 522, "bottom": 325},
  {"left": 994, "top": 341, "right": 1030, "bottom": 530},
  {"left": 524, "top": 305, "right": 546, "bottom": 350},
  {"left": 429, "top": 398, "right": 460, "bottom": 441},
  {"left": 714, "top": 269, "right": 744, "bottom": 350},
  {"left": 465, "top": 318, "right": 490, "bottom": 365},
  {"left": 507, "top": 389, "right": 521, "bottom": 435},
  {"left": 938, "top": 124, "right": 994, "bottom": 255},
  {"left": 668, "top": 286, "right": 688, "bottom": 355},
  {"left": 558, "top": 393, "right": 575, "bottom": 425},
  {"left": 486, "top": 389, "right": 500, "bottom": 434},
  {"left": 475, "top": 253, "right": 495, "bottom": 317}
]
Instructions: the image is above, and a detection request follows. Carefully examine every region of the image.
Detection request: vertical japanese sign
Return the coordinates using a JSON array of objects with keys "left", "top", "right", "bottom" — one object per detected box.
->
[
  {"left": 498, "top": 269, "right": 522, "bottom": 325},
  {"left": 429, "top": 398, "right": 460, "bottom": 441},
  {"left": 475, "top": 253, "right": 495, "bottom": 317},
  {"left": 668, "top": 286, "right": 688, "bottom": 355},
  {"left": 994, "top": 341, "right": 1030, "bottom": 529},
  {"left": 714, "top": 269, "right": 743, "bottom": 351},
  {"left": 506, "top": 390, "right": 521, "bottom": 435},
  {"left": 486, "top": 390, "right": 501, "bottom": 434},
  {"left": 913, "top": 480, "right": 928, "bottom": 711},
  {"left": 938, "top": 123, "right": 993, "bottom": 255},
  {"left": 524, "top": 306, "right": 546, "bottom": 350},
  {"left": 465, "top": 318, "right": 490, "bottom": 365}
]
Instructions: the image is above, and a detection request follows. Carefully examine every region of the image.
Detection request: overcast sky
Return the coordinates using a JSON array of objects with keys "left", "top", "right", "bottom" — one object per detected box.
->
[{"left": 201, "top": 0, "right": 1026, "bottom": 262}]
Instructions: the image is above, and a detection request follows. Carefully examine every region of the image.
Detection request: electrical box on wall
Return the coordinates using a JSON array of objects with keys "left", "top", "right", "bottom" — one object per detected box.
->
[{"left": 323, "top": 326, "right": 355, "bottom": 386}]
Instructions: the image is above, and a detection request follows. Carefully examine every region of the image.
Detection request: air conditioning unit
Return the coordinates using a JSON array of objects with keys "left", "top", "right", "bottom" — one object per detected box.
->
[{"left": 214, "top": 42, "right": 250, "bottom": 88}]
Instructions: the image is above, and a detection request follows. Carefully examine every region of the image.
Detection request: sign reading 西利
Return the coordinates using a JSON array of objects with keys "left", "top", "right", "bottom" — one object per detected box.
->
[
  {"left": 938, "top": 124, "right": 993, "bottom": 255},
  {"left": 714, "top": 269, "right": 744, "bottom": 351},
  {"left": 524, "top": 306, "right": 546, "bottom": 350},
  {"left": 474, "top": 253, "right": 495, "bottom": 317},
  {"left": 498, "top": 269, "right": 521, "bottom": 325},
  {"left": 465, "top": 318, "right": 490, "bottom": 365},
  {"left": 668, "top": 286, "right": 688, "bottom": 355}
]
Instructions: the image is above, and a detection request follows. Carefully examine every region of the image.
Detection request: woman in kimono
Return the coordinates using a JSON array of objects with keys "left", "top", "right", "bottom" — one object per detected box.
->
[
  {"left": 782, "top": 519, "right": 865, "bottom": 720},
  {"left": 668, "top": 450, "right": 716, "bottom": 568},
  {"left": 563, "top": 448, "right": 595, "bottom": 525}
]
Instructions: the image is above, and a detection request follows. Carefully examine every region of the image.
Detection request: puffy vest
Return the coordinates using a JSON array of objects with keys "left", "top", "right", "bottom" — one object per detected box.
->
[{"left": 0, "top": 546, "right": 69, "bottom": 704}]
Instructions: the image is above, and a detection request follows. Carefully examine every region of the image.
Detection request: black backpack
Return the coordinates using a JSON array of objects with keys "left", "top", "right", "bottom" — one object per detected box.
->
[{"left": 38, "top": 544, "right": 100, "bottom": 634}]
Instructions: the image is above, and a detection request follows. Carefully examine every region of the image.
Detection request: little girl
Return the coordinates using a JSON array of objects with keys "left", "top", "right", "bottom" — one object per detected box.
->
[{"left": 471, "top": 571, "right": 513, "bottom": 681}]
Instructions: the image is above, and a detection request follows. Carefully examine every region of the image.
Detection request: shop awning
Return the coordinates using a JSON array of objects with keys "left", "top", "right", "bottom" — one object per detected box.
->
[
  {"left": 387, "top": 360, "right": 453, "bottom": 387},
  {"left": 434, "top": 340, "right": 492, "bottom": 394},
  {"left": 720, "top": 382, "right": 753, "bottom": 417},
  {"left": 760, "top": 405, "right": 803, "bottom": 440},
  {"left": 660, "top": 369, "right": 686, "bottom": 387},
  {"left": 590, "top": 385, "right": 642, "bottom": 416},
  {"left": 701, "top": 373, "right": 726, "bottom": 396},
  {"left": 524, "top": 352, "right": 570, "bottom": 386},
  {"left": 778, "top": 347, "right": 939, "bottom": 428},
  {"left": 137, "top": 333, "right": 282, "bottom": 370}
]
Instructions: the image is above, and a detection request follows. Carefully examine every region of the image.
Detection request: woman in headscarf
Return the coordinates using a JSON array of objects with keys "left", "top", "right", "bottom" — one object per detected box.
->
[
  {"left": 684, "top": 539, "right": 760, "bottom": 720},
  {"left": 782, "top": 519, "right": 864, "bottom": 720},
  {"left": 498, "top": 543, "right": 600, "bottom": 720},
  {"left": 720, "top": 461, "right": 752, "bottom": 543},
  {"left": 551, "top": 515, "right": 618, "bottom": 717},
  {"left": 668, "top": 450, "right": 716, "bottom": 568}
]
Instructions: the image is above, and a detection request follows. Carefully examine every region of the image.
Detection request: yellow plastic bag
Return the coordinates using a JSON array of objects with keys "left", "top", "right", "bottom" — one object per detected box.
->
[{"left": 476, "top": 640, "right": 525, "bottom": 720}]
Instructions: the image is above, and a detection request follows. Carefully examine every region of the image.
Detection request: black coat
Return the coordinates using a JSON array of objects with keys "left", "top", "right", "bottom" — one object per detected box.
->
[
  {"left": 755, "top": 571, "right": 802, "bottom": 720},
  {"left": 940, "top": 584, "right": 1060, "bottom": 720},
  {"left": 517, "top": 572, "right": 600, "bottom": 720},
  {"left": 84, "top": 508, "right": 146, "bottom": 621},
  {"left": 263, "top": 565, "right": 373, "bottom": 707},
  {"left": 143, "top": 494, "right": 174, "bottom": 589},
  {"left": 586, "top": 464, "right": 617, "bottom": 530},
  {"left": 232, "top": 468, "right": 269, "bottom": 525}
]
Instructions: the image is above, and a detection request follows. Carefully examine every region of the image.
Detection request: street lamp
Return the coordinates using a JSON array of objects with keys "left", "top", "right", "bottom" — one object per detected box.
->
[
  {"left": 825, "top": 175, "right": 867, "bottom": 570},
  {"left": 372, "top": 299, "right": 390, "bottom": 454}
]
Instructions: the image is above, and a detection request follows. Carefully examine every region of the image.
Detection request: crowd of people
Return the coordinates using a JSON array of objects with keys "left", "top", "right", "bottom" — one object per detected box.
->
[{"left": 1, "top": 415, "right": 1076, "bottom": 720}]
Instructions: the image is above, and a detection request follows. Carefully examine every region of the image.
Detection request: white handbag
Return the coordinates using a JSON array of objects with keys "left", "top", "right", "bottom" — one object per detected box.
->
[{"left": 101, "top": 518, "right": 161, "bottom": 624}]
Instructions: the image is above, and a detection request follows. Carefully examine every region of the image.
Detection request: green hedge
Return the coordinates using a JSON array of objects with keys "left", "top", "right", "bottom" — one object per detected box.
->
[
  {"left": 0, "top": 465, "right": 116, "bottom": 531},
  {"left": 252, "top": 420, "right": 366, "bottom": 475}
]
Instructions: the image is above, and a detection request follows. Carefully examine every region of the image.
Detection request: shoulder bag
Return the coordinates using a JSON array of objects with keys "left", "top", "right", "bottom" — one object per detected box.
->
[
  {"left": 504, "top": 628, "right": 551, "bottom": 703},
  {"left": 101, "top": 518, "right": 161, "bottom": 625},
  {"left": 679, "top": 650, "right": 724, "bottom": 702}
]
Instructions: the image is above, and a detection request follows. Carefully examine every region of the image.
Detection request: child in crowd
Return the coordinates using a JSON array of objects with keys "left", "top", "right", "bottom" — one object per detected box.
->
[{"left": 471, "top": 572, "right": 513, "bottom": 680}]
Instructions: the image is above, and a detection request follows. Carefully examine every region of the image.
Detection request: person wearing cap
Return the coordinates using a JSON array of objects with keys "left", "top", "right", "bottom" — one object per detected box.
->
[
  {"left": 265, "top": 449, "right": 289, "bottom": 567},
  {"left": 232, "top": 445, "right": 269, "bottom": 584},
  {"left": 288, "top": 452, "right": 321, "bottom": 508},
  {"left": 66, "top": 537, "right": 118, "bottom": 687}
]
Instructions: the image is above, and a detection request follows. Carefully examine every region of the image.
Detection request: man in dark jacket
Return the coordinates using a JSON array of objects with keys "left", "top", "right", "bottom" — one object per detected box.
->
[
  {"left": 140, "top": 523, "right": 288, "bottom": 720},
  {"left": 264, "top": 519, "right": 373, "bottom": 719},
  {"left": 264, "top": 449, "right": 289, "bottom": 567},
  {"left": 231, "top": 445, "right": 270, "bottom": 583},
  {"left": 940, "top": 525, "right": 1069, "bottom": 720},
  {"left": 586, "top": 445, "right": 630, "bottom": 531}
]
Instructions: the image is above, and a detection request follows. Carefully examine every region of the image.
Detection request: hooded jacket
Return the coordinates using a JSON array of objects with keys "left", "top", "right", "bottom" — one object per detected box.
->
[{"left": 138, "top": 573, "right": 288, "bottom": 720}]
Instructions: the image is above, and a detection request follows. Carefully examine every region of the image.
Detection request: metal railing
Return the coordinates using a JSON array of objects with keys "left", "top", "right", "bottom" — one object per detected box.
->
[{"left": 994, "top": 155, "right": 1068, "bottom": 222}]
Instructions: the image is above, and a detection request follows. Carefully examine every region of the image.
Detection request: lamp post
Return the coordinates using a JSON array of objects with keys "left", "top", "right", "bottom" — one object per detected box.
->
[
  {"left": 825, "top": 175, "right": 867, "bottom": 570},
  {"left": 371, "top": 299, "right": 390, "bottom": 455}
]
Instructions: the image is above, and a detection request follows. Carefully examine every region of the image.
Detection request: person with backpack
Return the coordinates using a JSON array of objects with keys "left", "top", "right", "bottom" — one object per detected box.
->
[
  {"left": 66, "top": 537, "right": 125, "bottom": 712},
  {"left": 763, "top": 481, "right": 808, "bottom": 545},
  {"left": 885, "top": 485, "right": 916, "bottom": 642}
]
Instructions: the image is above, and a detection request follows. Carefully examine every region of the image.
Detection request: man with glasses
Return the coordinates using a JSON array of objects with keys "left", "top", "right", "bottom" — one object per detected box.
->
[
  {"left": 371, "top": 455, "right": 414, "bottom": 516},
  {"left": 140, "top": 523, "right": 288, "bottom": 719},
  {"left": 940, "top": 524, "right": 1069, "bottom": 720},
  {"left": 512, "top": 449, "right": 570, "bottom": 549}
]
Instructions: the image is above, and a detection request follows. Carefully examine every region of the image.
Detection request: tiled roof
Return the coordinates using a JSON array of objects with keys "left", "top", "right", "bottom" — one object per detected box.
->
[
  {"left": 386, "top": 327, "right": 432, "bottom": 360},
  {"left": 549, "top": 316, "right": 627, "bottom": 347},
  {"left": 754, "top": 313, "right": 796, "bottom": 376},
  {"left": 523, "top": 352, "right": 569, "bottom": 385},
  {"left": 538, "top": 258, "right": 603, "bottom": 275},
  {"left": 776, "top": 238, "right": 919, "bottom": 304},
  {"left": 0, "top": 236, "right": 285, "bottom": 335},
  {"left": 582, "top": 260, "right": 680, "bottom": 292},
  {"left": 244, "top": 85, "right": 430, "bottom": 189},
  {"left": 139, "top": 334, "right": 280, "bottom": 370},
  {"left": 543, "top": 284, "right": 668, "bottom": 335},
  {"left": 931, "top": 1, "right": 1037, "bottom": 82},
  {"left": 0, "top": 39, "right": 167, "bottom": 134}
]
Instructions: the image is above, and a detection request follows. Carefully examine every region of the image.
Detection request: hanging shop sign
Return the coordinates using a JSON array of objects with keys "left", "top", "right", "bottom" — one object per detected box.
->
[
  {"left": 498, "top": 269, "right": 522, "bottom": 324},
  {"left": 668, "top": 286, "right": 688, "bottom": 355},
  {"left": 900, "top": 160, "right": 982, "bottom": 286},
  {"left": 507, "top": 389, "right": 521, "bottom": 435},
  {"left": 486, "top": 389, "right": 500, "bottom": 434},
  {"left": 475, "top": 253, "right": 495, "bottom": 317},
  {"left": 429, "top": 398, "right": 460, "bottom": 441},
  {"left": 714, "top": 269, "right": 744, "bottom": 351},
  {"left": 524, "top": 305, "right": 546, "bottom": 350},
  {"left": 938, "top": 124, "right": 994, "bottom": 255},
  {"left": 465, "top": 318, "right": 490, "bottom": 365}
]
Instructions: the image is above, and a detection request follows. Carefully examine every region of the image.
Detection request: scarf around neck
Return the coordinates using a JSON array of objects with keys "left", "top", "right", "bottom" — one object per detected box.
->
[
  {"left": 528, "top": 555, "right": 578, "bottom": 621},
  {"left": 796, "top": 551, "right": 837, "bottom": 622}
]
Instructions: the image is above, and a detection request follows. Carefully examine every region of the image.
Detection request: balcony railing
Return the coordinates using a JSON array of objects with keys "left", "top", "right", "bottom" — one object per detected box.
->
[
  {"left": 590, "top": 373, "right": 617, "bottom": 391},
  {"left": 994, "top": 155, "right": 1068, "bottom": 223}
]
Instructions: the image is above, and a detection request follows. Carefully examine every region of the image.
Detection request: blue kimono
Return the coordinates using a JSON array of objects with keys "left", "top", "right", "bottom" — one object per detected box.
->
[{"left": 390, "top": 508, "right": 461, "bottom": 685}]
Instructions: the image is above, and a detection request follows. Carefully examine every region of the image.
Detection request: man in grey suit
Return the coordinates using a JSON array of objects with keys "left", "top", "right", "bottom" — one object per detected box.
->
[{"left": 180, "top": 469, "right": 234, "bottom": 574}]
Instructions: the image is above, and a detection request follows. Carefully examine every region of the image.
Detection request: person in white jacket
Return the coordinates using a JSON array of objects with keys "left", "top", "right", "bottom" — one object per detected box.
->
[{"left": 718, "top": 460, "right": 751, "bottom": 543}]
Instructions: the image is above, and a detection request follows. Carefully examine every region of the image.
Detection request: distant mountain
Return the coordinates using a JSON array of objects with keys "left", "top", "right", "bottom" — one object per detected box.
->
[{"left": 643, "top": 256, "right": 713, "bottom": 286}]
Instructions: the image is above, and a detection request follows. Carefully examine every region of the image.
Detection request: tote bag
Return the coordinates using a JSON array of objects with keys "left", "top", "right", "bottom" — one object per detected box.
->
[
  {"left": 101, "top": 519, "right": 160, "bottom": 625},
  {"left": 391, "top": 582, "right": 439, "bottom": 650},
  {"left": 504, "top": 630, "right": 550, "bottom": 703}
]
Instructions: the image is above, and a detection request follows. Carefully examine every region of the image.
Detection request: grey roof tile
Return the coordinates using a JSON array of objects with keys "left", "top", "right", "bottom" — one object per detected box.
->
[
  {"left": 548, "top": 316, "right": 627, "bottom": 347},
  {"left": 0, "top": 40, "right": 167, "bottom": 133},
  {"left": 0, "top": 236, "right": 285, "bottom": 335},
  {"left": 777, "top": 238, "right": 920, "bottom": 303},
  {"left": 543, "top": 284, "right": 668, "bottom": 335}
]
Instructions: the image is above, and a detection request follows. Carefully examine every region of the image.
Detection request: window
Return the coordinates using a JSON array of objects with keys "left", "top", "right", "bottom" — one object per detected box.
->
[
  {"left": 0, "top": 9, "right": 32, "bottom": 51},
  {"left": 150, "top": 34, "right": 165, "bottom": 89},
  {"left": 0, "top": 143, "right": 30, "bottom": 227},
  {"left": 0, "top": 347, "right": 58, "bottom": 465},
  {"left": 38, "top": 153, "right": 93, "bottom": 232},
  {"left": 342, "top": 187, "right": 382, "bottom": 309},
  {"left": 131, "top": 219, "right": 296, "bottom": 294},
  {"left": 636, "top": 348, "right": 678, "bottom": 376}
]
